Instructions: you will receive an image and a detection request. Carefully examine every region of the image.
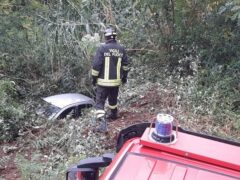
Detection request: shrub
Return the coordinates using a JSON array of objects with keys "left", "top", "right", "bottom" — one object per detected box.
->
[{"left": 0, "top": 80, "right": 26, "bottom": 142}]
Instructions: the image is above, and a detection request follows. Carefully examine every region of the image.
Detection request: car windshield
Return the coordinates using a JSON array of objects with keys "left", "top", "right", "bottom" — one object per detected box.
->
[{"left": 37, "top": 103, "right": 61, "bottom": 120}]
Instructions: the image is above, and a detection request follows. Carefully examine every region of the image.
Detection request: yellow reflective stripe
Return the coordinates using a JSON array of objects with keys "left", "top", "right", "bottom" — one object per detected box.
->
[
  {"left": 117, "top": 57, "right": 122, "bottom": 79},
  {"left": 109, "top": 104, "right": 118, "bottom": 109},
  {"left": 122, "top": 66, "right": 128, "bottom": 71},
  {"left": 92, "top": 69, "right": 99, "bottom": 76},
  {"left": 104, "top": 57, "right": 110, "bottom": 80},
  {"left": 97, "top": 78, "right": 121, "bottom": 86}
]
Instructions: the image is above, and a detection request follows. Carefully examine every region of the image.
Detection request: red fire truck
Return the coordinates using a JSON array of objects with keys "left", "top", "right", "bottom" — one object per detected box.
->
[{"left": 66, "top": 114, "right": 240, "bottom": 180}]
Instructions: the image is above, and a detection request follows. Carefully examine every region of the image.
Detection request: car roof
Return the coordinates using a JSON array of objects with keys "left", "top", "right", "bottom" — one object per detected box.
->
[{"left": 43, "top": 93, "right": 94, "bottom": 109}]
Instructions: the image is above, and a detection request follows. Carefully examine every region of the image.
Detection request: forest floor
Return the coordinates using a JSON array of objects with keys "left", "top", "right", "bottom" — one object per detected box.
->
[
  {"left": 0, "top": 83, "right": 239, "bottom": 179},
  {"left": 0, "top": 86, "right": 159, "bottom": 180}
]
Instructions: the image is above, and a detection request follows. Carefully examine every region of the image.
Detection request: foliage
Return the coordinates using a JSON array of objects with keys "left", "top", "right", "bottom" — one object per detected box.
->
[
  {"left": 0, "top": 80, "right": 26, "bottom": 142},
  {"left": 0, "top": 156, "right": 10, "bottom": 170},
  {"left": 219, "top": 0, "right": 240, "bottom": 26},
  {"left": 0, "top": 0, "right": 240, "bottom": 178},
  {"left": 16, "top": 154, "right": 45, "bottom": 180},
  {"left": 0, "top": 0, "right": 238, "bottom": 143},
  {"left": 15, "top": 112, "right": 111, "bottom": 179}
]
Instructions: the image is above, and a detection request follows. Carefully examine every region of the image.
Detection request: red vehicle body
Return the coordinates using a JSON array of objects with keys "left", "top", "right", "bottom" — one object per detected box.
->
[{"left": 66, "top": 123, "right": 240, "bottom": 180}]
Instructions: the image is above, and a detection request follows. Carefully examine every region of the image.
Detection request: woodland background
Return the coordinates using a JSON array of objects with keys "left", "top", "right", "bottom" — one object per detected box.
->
[{"left": 0, "top": 0, "right": 240, "bottom": 179}]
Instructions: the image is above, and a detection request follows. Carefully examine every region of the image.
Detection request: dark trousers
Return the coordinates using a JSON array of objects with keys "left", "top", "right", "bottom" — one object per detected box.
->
[{"left": 95, "top": 86, "right": 119, "bottom": 111}]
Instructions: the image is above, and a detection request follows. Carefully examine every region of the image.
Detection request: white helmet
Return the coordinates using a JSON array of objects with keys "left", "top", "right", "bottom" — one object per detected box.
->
[{"left": 104, "top": 28, "right": 117, "bottom": 38}]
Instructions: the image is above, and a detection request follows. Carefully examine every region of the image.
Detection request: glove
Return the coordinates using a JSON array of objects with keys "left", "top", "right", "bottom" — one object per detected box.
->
[
  {"left": 122, "top": 77, "right": 127, "bottom": 84},
  {"left": 92, "top": 76, "right": 97, "bottom": 86}
]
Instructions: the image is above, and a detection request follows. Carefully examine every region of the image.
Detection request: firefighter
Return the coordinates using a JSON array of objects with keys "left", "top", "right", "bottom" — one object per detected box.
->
[{"left": 91, "top": 27, "right": 129, "bottom": 120}]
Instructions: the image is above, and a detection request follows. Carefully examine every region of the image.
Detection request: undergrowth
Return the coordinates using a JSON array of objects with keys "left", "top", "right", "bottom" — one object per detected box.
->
[{"left": 1, "top": 54, "right": 239, "bottom": 179}]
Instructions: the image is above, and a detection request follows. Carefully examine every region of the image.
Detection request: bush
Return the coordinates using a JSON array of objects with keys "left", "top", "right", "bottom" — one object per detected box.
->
[{"left": 0, "top": 80, "right": 26, "bottom": 142}]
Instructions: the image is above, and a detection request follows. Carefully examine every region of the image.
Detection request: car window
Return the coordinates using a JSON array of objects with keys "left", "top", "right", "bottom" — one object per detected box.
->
[
  {"left": 58, "top": 107, "right": 75, "bottom": 119},
  {"left": 58, "top": 104, "right": 93, "bottom": 119},
  {"left": 37, "top": 103, "right": 61, "bottom": 120},
  {"left": 79, "top": 104, "right": 92, "bottom": 109},
  {"left": 71, "top": 104, "right": 93, "bottom": 118}
]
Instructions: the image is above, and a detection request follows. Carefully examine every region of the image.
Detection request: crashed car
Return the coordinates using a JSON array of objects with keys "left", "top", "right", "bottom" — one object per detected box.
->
[{"left": 36, "top": 93, "right": 94, "bottom": 120}]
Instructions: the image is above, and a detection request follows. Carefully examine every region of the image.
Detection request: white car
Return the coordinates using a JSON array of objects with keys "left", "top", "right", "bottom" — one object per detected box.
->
[{"left": 37, "top": 93, "right": 95, "bottom": 120}]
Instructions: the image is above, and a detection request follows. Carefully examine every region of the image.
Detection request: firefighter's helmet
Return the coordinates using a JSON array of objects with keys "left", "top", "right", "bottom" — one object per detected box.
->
[{"left": 104, "top": 28, "right": 117, "bottom": 39}]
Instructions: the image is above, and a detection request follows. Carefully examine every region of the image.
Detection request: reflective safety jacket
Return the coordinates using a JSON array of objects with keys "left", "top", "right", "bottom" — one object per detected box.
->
[{"left": 91, "top": 40, "right": 129, "bottom": 87}]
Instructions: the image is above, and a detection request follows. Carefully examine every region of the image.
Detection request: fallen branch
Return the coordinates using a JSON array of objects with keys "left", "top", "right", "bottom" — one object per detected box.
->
[{"left": 126, "top": 48, "right": 158, "bottom": 52}]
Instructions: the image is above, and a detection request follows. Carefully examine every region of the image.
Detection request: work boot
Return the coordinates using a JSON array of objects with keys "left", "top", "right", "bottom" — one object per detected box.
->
[
  {"left": 93, "top": 109, "right": 108, "bottom": 133},
  {"left": 106, "top": 109, "right": 118, "bottom": 121},
  {"left": 93, "top": 117, "right": 108, "bottom": 133},
  {"left": 95, "top": 109, "right": 106, "bottom": 120}
]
